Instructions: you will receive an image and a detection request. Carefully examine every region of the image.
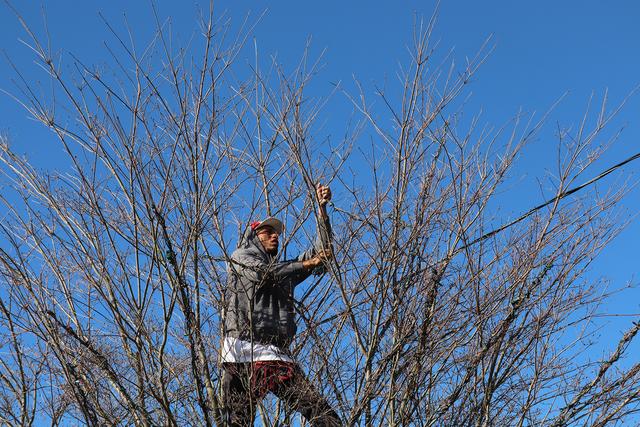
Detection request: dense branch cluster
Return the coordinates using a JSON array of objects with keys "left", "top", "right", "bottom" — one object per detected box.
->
[{"left": 0, "top": 5, "right": 638, "bottom": 426}]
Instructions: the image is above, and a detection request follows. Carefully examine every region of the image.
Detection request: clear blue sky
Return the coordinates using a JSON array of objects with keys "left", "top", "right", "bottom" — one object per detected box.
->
[{"left": 1, "top": 0, "right": 639, "bottom": 370}]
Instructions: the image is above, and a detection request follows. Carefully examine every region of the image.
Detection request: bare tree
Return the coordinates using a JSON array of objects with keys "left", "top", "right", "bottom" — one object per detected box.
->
[{"left": 1, "top": 3, "right": 639, "bottom": 426}]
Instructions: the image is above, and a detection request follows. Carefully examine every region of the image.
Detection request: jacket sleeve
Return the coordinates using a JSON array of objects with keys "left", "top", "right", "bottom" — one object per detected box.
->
[
  {"left": 230, "top": 249, "right": 308, "bottom": 288},
  {"left": 294, "top": 219, "right": 333, "bottom": 275}
]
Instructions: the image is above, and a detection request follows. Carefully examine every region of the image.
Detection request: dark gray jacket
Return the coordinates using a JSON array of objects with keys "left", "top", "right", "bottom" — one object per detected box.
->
[{"left": 223, "top": 225, "right": 327, "bottom": 348}]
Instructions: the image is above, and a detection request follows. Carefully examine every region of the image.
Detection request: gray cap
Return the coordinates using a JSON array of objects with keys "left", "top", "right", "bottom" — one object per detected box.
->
[{"left": 250, "top": 217, "right": 284, "bottom": 234}]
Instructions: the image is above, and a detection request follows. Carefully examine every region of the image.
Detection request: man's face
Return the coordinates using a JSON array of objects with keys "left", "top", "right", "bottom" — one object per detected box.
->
[{"left": 256, "top": 226, "right": 279, "bottom": 255}]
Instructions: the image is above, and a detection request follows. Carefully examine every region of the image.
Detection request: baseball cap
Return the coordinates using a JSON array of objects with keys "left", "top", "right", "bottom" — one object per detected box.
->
[{"left": 250, "top": 217, "right": 284, "bottom": 234}]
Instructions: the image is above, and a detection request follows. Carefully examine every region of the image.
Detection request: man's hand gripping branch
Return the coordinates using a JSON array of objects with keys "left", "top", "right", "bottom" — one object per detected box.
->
[{"left": 302, "top": 183, "right": 333, "bottom": 271}]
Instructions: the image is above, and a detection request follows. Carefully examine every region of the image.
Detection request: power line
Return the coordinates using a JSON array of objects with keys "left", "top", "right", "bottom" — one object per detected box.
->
[{"left": 459, "top": 150, "right": 640, "bottom": 252}]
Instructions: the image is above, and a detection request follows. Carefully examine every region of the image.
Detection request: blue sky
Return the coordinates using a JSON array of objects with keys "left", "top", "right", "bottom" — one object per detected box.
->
[{"left": 1, "top": 0, "right": 639, "bottom": 387}]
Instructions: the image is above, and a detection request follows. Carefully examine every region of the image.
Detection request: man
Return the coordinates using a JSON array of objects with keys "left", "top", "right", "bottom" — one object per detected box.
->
[{"left": 221, "top": 184, "right": 341, "bottom": 426}]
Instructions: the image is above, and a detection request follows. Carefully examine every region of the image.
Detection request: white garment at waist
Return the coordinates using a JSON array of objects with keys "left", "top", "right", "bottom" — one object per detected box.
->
[{"left": 220, "top": 336, "right": 293, "bottom": 363}]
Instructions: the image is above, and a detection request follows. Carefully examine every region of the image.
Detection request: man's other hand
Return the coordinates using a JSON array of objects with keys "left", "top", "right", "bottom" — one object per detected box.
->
[{"left": 303, "top": 249, "right": 333, "bottom": 269}]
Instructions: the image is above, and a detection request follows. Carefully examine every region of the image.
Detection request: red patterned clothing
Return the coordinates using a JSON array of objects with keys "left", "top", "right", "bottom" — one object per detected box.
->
[{"left": 222, "top": 361, "right": 341, "bottom": 426}]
